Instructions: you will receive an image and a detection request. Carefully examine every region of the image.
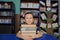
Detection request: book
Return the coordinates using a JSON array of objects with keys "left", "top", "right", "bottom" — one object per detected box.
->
[
  {"left": 51, "top": 8, "right": 57, "bottom": 13},
  {"left": 52, "top": 14, "right": 57, "bottom": 21},
  {"left": 52, "top": 3, "right": 58, "bottom": 7},
  {"left": 40, "top": 13, "right": 46, "bottom": 20},
  {"left": 40, "top": 1, "right": 45, "bottom": 6},
  {"left": 21, "top": 24, "right": 37, "bottom": 37},
  {"left": 4, "top": 3, "right": 9, "bottom": 9},
  {"left": 46, "top": 0, "right": 51, "bottom": 6},
  {"left": 32, "top": 12, "right": 38, "bottom": 17},
  {"left": 21, "top": 24, "right": 37, "bottom": 28},
  {"left": 40, "top": 22, "right": 47, "bottom": 28},
  {"left": 47, "top": 23, "right": 51, "bottom": 28},
  {"left": 21, "top": 3, "right": 27, "bottom": 8},
  {"left": 1, "top": 19, "right": 4, "bottom": 23},
  {"left": 21, "top": 10, "right": 25, "bottom": 17},
  {"left": 47, "top": 7, "right": 51, "bottom": 11},
  {"left": 34, "top": 18, "right": 38, "bottom": 24},
  {"left": 52, "top": 23, "right": 58, "bottom": 29},
  {"left": 28, "top": 3, "right": 33, "bottom": 8},
  {"left": 21, "top": 18, "right": 25, "bottom": 24},
  {"left": 40, "top": 7, "right": 46, "bottom": 12},
  {"left": 32, "top": 3, "right": 39, "bottom": 8},
  {"left": 0, "top": 4, "right": 2, "bottom": 8},
  {"left": 0, "top": 19, "right": 2, "bottom": 23}
]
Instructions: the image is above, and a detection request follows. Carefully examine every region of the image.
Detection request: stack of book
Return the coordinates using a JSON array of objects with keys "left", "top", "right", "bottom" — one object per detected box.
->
[{"left": 21, "top": 24, "right": 37, "bottom": 38}]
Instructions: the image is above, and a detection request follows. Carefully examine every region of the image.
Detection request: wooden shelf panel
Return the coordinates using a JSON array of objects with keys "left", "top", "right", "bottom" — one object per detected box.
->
[
  {"left": 21, "top": 0, "right": 39, "bottom": 3},
  {"left": 20, "top": 8, "right": 39, "bottom": 10}
]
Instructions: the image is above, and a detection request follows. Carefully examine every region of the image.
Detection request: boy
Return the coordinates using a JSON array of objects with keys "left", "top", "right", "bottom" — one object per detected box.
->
[{"left": 16, "top": 12, "right": 58, "bottom": 40}]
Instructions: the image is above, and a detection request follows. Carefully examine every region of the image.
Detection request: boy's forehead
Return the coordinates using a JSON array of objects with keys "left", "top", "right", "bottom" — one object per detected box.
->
[{"left": 25, "top": 14, "right": 33, "bottom": 17}]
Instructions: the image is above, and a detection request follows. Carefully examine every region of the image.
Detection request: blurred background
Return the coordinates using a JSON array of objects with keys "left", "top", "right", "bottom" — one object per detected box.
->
[{"left": 0, "top": 0, "right": 60, "bottom": 40}]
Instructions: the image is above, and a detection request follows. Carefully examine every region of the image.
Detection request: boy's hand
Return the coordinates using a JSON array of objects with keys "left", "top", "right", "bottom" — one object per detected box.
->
[
  {"left": 16, "top": 31, "right": 43, "bottom": 40},
  {"left": 32, "top": 31, "right": 43, "bottom": 38},
  {"left": 22, "top": 31, "right": 43, "bottom": 39},
  {"left": 22, "top": 35, "right": 33, "bottom": 40},
  {"left": 16, "top": 31, "right": 33, "bottom": 40}
]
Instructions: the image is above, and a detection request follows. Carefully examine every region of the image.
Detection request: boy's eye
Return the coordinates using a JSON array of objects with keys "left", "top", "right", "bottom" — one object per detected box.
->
[
  {"left": 30, "top": 18, "right": 32, "bottom": 19},
  {"left": 28, "top": 18, "right": 32, "bottom": 19},
  {"left": 26, "top": 18, "right": 28, "bottom": 19},
  {"left": 25, "top": 18, "right": 28, "bottom": 19},
  {"left": 25, "top": 17, "right": 33, "bottom": 19}
]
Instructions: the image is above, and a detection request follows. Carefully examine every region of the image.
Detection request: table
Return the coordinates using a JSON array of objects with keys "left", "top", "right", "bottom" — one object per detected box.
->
[
  {"left": 0, "top": 34, "right": 58, "bottom": 40},
  {"left": 0, "top": 34, "right": 20, "bottom": 40}
]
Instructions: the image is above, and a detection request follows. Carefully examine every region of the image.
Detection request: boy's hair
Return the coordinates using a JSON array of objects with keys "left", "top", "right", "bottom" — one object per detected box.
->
[{"left": 24, "top": 12, "right": 33, "bottom": 18}]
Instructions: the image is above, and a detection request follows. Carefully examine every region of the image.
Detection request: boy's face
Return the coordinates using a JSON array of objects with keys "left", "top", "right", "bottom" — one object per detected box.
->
[{"left": 25, "top": 14, "right": 34, "bottom": 24}]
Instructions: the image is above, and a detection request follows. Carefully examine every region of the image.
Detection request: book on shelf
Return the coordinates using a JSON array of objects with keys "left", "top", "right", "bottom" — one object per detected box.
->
[
  {"left": 52, "top": 3, "right": 58, "bottom": 7},
  {"left": 21, "top": 10, "right": 26, "bottom": 17},
  {"left": 40, "top": 22, "right": 47, "bottom": 28},
  {"left": 0, "top": 19, "right": 4, "bottom": 23},
  {"left": 46, "top": 0, "right": 51, "bottom": 6},
  {"left": 21, "top": 10, "right": 39, "bottom": 17},
  {"left": 47, "top": 7, "right": 51, "bottom": 11},
  {"left": 21, "top": 3, "right": 27, "bottom": 8},
  {"left": 52, "top": 14, "right": 57, "bottom": 21},
  {"left": 40, "top": 7, "right": 46, "bottom": 12},
  {"left": 52, "top": 23, "right": 58, "bottom": 29},
  {"left": 0, "top": 3, "right": 11, "bottom": 9},
  {"left": 40, "top": 1, "right": 45, "bottom": 6},
  {"left": 25, "top": 10, "right": 31, "bottom": 13},
  {"left": 0, "top": 4, "right": 2, "bottom": 8},
  {"left": 21, "top": 18, "right": 25, "bottom": 24},
  {"left": 59, "top": 28, "right": 60, "bottom": 33},
  {"left": 4, "top": 3, "right": 9, "bottom": 9},
  {"left": 32, "top": 3, "right": 39, "bottom": 8},
  {"left": 47, "top": 23, "right": 52, "bottom": 28},
  {"left": 4, "top": 19, "right": 12, "bottom": 24},
  {"left": 40, "top": 13, "right": 47, "bottom": 20},
  {"left": 21, "top": 3, "right": 39, "bottom": 8},
  {"left": 32, "top": 12, "right": 39, "bottom": 17},
  {"left": 1, "top": 12, "right": 7, "bottom": 16},
  {"left": 34, "top": 18, "right": 38, "bottom": 24},
  {"left": 0, "top": 19, "right": 12, "bottom": 24},
  {"left": 51, "top": 8, "right": 57, "bottom": 13},
  {"left": 59, "top": 15, "right": 60, "bottom": 25},
  {"left": 0, "top": 11, "right": 12, "bottom": 16},
  {"left": 28, "top": 3, "right": 33, "bottom": 8}
]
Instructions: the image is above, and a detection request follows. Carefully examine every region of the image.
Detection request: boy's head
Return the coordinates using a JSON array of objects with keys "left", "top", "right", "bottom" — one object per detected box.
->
[{"left": 24, "top": 12, "right": 34, "bottom": 24}]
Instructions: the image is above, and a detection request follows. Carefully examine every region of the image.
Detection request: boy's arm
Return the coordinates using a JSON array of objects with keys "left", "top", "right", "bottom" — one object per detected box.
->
[
  {"left": 16, "top": 31, "right": 23, "bottom": 38},
  {"left": 16, "top": 31, "right": 33, "bottom": 40},
  {"left": 16, "top": 31, "right": 27, "bottom": 39}
]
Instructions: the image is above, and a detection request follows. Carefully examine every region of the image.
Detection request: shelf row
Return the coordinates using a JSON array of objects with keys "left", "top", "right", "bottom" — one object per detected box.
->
[
  {"left": 0, "top": 2, "right": 15, "bottom": 27},
  {"left": 0, "top": 11, "right": 14, "bottom": 16},
  {"left": 21, "top": 3, "right": 39, "bottom": 8},
  {"left": 0, "top": 2, "right": 14, "bottom": 9}
]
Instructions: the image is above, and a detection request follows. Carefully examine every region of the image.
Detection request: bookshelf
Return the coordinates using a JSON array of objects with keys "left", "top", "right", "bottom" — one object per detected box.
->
[
  {"left": 0, "top": 2, "right": 15, "bottom": 34},
  {"left": 39, "top": 0, "right": 59, "bottom": 35}
]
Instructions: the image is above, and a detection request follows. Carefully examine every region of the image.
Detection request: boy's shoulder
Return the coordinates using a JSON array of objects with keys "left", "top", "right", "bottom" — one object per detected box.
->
[
  {"left": 34, "top": 34, "right": 58, "bottom": 40},
  {"left": 43, "top": 34, "right": 58, "bottom": 40}
]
